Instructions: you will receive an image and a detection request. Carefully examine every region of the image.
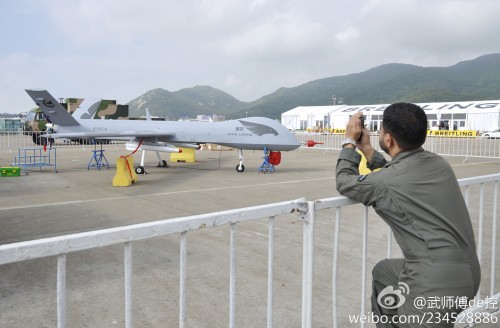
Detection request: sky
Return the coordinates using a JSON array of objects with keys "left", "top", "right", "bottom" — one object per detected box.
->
[{"left": 2, "top": 0, "right": 500, "bottom": 113}]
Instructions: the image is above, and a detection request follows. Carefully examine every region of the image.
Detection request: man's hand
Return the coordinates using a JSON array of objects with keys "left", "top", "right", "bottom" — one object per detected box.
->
[
  {"left": 346, "top": 112, "right": 375, "bottom": 161},
  {"left": 345, "top": 112, "right": 364, "bottom": 141},
  {"left": 357, "top": 124, "right": 371, "bottom": 150}
]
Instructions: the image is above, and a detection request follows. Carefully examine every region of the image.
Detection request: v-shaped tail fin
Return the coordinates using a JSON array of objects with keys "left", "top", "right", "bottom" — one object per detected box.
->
[{"left": 25, "top": 90, "right": 80, "bottom": 126}]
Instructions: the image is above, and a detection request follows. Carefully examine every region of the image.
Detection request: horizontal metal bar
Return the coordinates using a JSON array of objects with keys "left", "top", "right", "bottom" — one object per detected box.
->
[
  {"left": 313, "top": 174, "right": 500, "bottom": 212},
  {"left": 0, "top": 198, "right": 306, "bottom": 265},
  {"left": 312, "top": 196, "right": 358, "bottom": 211},
  {"left": 458, "top": 173, "right": 500, "bottom": 186}
]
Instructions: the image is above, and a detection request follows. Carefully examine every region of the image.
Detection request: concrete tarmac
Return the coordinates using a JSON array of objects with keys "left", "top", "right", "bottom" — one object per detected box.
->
[{"left": 0, "top": 145, "right": 499, "bottom": 327}]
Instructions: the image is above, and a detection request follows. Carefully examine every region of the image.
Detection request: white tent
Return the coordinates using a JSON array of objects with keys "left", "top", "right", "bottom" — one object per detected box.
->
[
  {"left": 418, "top": 101, "right": 500, "bottom": 131},
  {"left": 281, "top": 105, "right": 346, "bottom": 130},
  {"left": 283, "top": 100, "right": 500, "bottom": 132}
]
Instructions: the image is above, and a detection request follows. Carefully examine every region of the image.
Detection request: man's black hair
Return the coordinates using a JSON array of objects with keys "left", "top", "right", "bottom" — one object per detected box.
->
[{"left": 382, "top": 102, "right": 427, "bottom": 150}]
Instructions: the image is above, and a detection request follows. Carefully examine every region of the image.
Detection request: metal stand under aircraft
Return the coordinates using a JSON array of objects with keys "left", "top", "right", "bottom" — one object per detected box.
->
[{"left": 258, "top": 147, "right": 275, "bottom": 173}]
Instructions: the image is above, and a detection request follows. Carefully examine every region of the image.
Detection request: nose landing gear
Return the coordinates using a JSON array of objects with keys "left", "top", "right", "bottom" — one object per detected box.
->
[
  {"left": 236, "top": 149, "right": 245, "bottom": 172},
  {"left": 235, "top": 148, "right": 281, "bottom": 173}
]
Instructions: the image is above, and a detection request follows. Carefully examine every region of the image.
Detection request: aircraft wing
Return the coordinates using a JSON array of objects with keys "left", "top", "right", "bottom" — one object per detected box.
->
[{"left": 41, "top": 131, "right": 175, "bottom": 139}]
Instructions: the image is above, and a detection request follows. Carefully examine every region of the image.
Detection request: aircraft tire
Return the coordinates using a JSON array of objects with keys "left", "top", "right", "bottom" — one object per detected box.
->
[
  {"left": 33, "top": 133, "right": 47, "bottom": 146},
  {"left": 32, "top": 133, "right": 40, "bottom": 145},
  {"left": 135, "top": 166, "right": 145, "bottom": 175},
  {"left": 236, "top": 164, "right": 245, "bottom": 173},
  {"left": 161, "top": 160, "right": 168, "bottom": 168},
  {"left": 39, "top": 135, "right": 48, "bottom": 146}
]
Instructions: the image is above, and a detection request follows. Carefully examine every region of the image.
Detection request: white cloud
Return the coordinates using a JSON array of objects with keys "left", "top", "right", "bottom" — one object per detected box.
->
[
  {"left": 335, "top": 27, "right": 360, "bottom": 44},
  {"left": 223, "top": 14, "right": 325, "bottom": 58}
]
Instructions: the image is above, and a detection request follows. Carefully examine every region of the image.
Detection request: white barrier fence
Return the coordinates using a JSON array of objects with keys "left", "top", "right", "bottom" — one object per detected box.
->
[
  {"left": 0, "top": 174, "right": 498, "bottom": 327},
  {"left": 3, "top": 131, "right": 500, "bottom": 160},
  {"left": 0, "top": 132, "right": 124, "bottom": 152},
  {"left": 295, "top": 132, "right": 500, "bottom": 160}
]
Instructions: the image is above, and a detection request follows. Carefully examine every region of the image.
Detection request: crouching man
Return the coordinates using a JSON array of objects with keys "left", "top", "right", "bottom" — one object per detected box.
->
[{"left": 336, "top": 103, "right": 480, "bottom": 327}]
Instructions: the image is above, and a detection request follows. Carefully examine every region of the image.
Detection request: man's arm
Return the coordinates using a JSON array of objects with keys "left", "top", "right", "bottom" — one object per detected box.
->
[
  {"left": 342, "top": 112, "right": 386, "bottom": 168},
  {"left": 336, "top": 148, "right": 377, "bottom": 205},
  {"left": 355, "top": 117, "right": 387, "bottom": 169},
  {"left": 364, "top": 149, "right": 387, "bottom": 171},
  {"left": 336, "top": 113, "right": 379, "bottom": 205}
]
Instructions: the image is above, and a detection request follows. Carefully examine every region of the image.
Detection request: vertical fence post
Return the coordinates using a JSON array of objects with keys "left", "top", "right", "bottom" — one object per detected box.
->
[
  {"left": 124, "top": 242, "right": 133, "bottom": 328},
  {"left": 57, "top": 254, "right": 67, "bottom": 328},
  {"left": 477, "top": 184, "right": 485, "bottom": 301},
  {"left": 478, "top": 184, "right": 485, "bottom": 266},
  {"left": 387, "top": 227, "right": 393, "bottom": 259},
  {"left": 360, "top": 206, "right": 369, "bottom": 328},
  {"left": 491, "top": 182, "right": 498, "bottom": 296},
  {"left": 229, "top": 223, "right": 237, "bottom": 328},
  {"left": 267, "top": 217, "right": 275, "bottom": 328},
  {"left": 179, "top": 232, "right": 187, "bottom": 328},
  {"left": 332, "top": 207, "right": 341, "bottom": 328},
  {"left": 301, "top": 201, "right": 315, "bottom": 328}
]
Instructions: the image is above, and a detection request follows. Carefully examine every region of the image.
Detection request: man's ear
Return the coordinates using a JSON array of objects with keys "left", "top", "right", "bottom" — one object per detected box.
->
[
  {"left": 386, "top": 132, "right": 402, "bottom": 153},
  {"left": 385, "top": 132, "right": 394, "bottom": 147}
]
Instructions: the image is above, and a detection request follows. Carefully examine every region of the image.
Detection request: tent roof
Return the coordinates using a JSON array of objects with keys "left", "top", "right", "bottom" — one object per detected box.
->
[
  {"left": 282, "top": 105, "right": 346, "bottom": 116},
  {"left": 286, "top": 100, "right": 500, "bottom": 117}
]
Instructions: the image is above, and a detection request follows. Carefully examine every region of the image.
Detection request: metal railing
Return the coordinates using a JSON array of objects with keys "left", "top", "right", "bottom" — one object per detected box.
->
[
  {"left": 0, "top": 199, "right": 307, "bottom": 328},
  {"left": 3, "top": 131, "right": 500, "bottom": 160},
  {"left": 295, "top": 132, "right": 500, "bottom": 160},
  {"left": 0, "top": 175, "right": 498, "bottom": 327},
  {"left": 304, "top": 174, "right": 500, "bottom": 327},
  {"left": 0, "top": 131, "right": 124, "bottom": 153}
]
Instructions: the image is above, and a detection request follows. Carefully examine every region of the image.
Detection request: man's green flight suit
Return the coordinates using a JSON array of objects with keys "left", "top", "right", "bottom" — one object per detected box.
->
[{"left": 336, "top": 146, "right": 480, "bottom": 327}]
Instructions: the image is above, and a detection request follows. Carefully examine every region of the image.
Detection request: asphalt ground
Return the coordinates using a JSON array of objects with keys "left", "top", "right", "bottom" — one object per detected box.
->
[{"left": 0, "top": 145, "right": 499, "bottom": 327}]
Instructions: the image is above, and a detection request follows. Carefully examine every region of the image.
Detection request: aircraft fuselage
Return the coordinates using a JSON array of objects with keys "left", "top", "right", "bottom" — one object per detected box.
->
[{"left": 54, "top": 117, "right": 300, "bottom": 151}]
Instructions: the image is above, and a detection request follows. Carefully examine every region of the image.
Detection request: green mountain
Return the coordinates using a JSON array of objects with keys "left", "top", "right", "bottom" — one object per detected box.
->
[
  {"left": 128, "top": 86, "right": 246, "bottom": 119},
  {"left": 128, "top": 53, "right": 500, "bottom": 120}
]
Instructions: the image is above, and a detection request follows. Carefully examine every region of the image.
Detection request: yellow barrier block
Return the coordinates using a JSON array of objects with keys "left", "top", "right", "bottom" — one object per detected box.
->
[
  {"left": 113, "top": 156, "right": 137, "bottom": 187},
  {"left": 170, "top": 148, "right": 196, "bottom": 162}
]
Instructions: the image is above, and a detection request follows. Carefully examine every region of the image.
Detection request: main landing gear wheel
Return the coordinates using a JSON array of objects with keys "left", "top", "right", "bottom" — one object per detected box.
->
[
  {"left": 135, "top": 166, "right": 145, "bottom": 175},
  {"left": 157, "top": 160, "right": 168, "bottom": 168},
  {"left": 236, "top": 164, "right": 245, "bottom": 173},
  {"left": 33, "top": 133, "right": 50, "bottom": 146}
]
